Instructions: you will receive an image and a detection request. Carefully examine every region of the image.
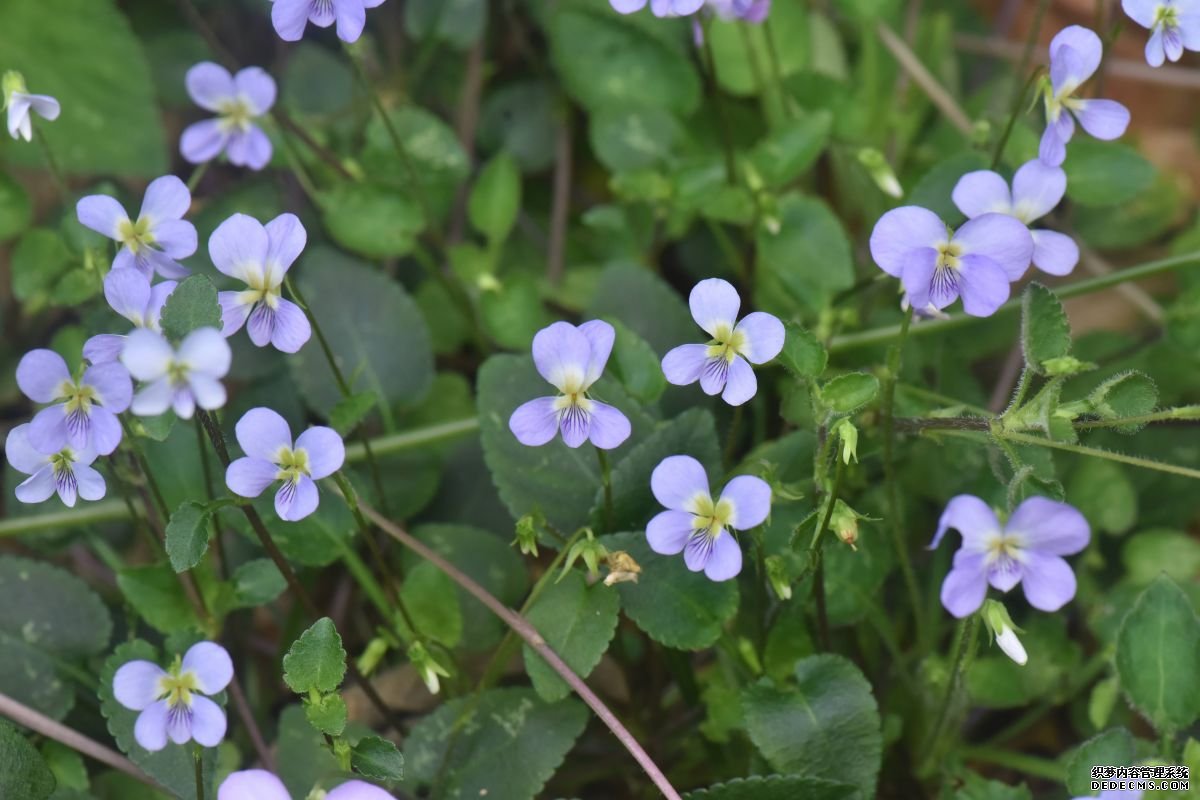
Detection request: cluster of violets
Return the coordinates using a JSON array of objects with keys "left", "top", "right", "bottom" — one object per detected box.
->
[{"left": 112, "top": 641, "right": 395, "bottom": 798}]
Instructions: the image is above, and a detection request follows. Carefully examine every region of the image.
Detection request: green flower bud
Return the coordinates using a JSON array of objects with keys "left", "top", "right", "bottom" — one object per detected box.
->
[
  {"left": 857, "top": 147, "right": 903, "bottom": 198},
  {"left": 832, "top": 418, "right": 859, "bottom": 464},
  {"left": 981, "top": 599, "right": 1026, "bottom": 666},
  {"left": 765, "top": 554, "right": 792, "bottom": 600},
  {"left": 513, "top": 513, "right": 541, "bottom": 558},
  {"left": 356, "top": 636, "right": 389, "bottom": 677},
  {"left": 1, "top": 71, "right": 26, "bottom": 109},
  {"left": 407, "top": 641, "right": 451, "bottom": 694}
]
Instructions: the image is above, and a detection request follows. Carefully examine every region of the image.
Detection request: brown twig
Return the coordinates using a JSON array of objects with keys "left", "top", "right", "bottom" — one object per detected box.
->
[
  {"left": 546, "top": 116, "right": 573, "bottom": 285},
  {"left": 227, "top": 676, "right": 274, "bottom": 772},
  {"left": 448, "top": 40, "right": 487, "bottom": 244},
  {"left": 357, "top": 501, "right": 683, "bottom": 800},
  {"left": 0, "top": 691, "right": 159, "bottom": 789},
  {"left": 877, "top": 22, "right": 973, "bottom": 135}
]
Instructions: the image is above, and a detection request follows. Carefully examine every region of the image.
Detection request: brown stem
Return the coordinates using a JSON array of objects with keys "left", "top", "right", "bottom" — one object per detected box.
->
[
  {"left": 546, "top": 116, "right": 573, "bottom": 285},
  {"left": 357, "top": 501, "right": 683, "bottom": 800},
  {"left": 227, "top": 676, "right": 274, "bottom": 771},
  {"left": 448, "top": 40, "right": 486, "bottom": 244},
  {"left": 0, "top": 691, "right": 159, "bottom": 789}
]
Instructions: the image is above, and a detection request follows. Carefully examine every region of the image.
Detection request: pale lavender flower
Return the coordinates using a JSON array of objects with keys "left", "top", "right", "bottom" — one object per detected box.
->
[
  {"left": 84, "top": 269, "right": 177, "bottom": 365},
  {"left": 930, "top": 495, "right": 1090, "bottom": 618},
  {"left": 271, "top": 0, "right": 386, "bottom": 43},
  {"left": 707, "top": 0, "right": 770, "bottom": 21},
  {"left": 112, "top": 641, "right": 231, "bottom": 752},
  {"left": 76, "top": 176, "right": 197, "bottom": 279},
  {"left": 952, "top": 160, "right": 1078, "bottom": 277},
  {"left": 17, "top": 349, "right": 131, "bottom": 455},
  {"left": 5, "top": 423, "right": 104, "bottom": 507},
  {"left": 1123, "top": 0, "right": 1200, "bottom": 66},
  {"left": 3, "top": 71, "right": 59, "bottom": 142},
  {"left": 181, "top": 63, "right": 275, "bottom": 170},
  {"left": 662, "top": 278, "right": 784, "bottom": 406},
  {"left": 225, "top": 407, "right": 344, "bottom": 522},
  {"left": 219, "top": 770, "right": 396, "bottom": 800},
  {"left": 509, "top": 320, "right": 631, "bottom": 450},
  {"left": 646, "top": 455, "right": 771, "bottom": 581},
  {"left": 869, "top": 207, "right": 1033, "bottom": 317},
  {"left": 610, "top": 0, "right": 705, "bottom": 16},
  {"left": 120, "top": 328, "right": 231, "bottom": 419},
  {"left": 209, "top": 213, "right": 311, "bottom": 353},
  {"left": 1040, "top": 26, "right": 1131, "bottom": 166}
]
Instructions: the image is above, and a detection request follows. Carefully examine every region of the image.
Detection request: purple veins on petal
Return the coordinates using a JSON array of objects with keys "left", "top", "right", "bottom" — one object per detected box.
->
[
  {"left": 270, "top": 0, "right": 381, "bottom": 43},
  {"left": 75, "top": 177, "right": 196, "bottom": 279}
]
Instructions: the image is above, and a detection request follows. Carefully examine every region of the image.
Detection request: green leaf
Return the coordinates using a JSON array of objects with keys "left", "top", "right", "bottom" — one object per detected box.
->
[
  {"left": 303, "top": 692, "right": 347, "bottom": 736},
  {"left": 820, "top": 373, "right": 880, "bottom": 415},
  {"left": 749, "top": 111, "right": 832, "bottom": 188},
  {"left": 756, "top": 194, "right": 855, "bottom": 315},
  {"left": 597, "top": 408, "right": 721, "bottom": 532},
  {"left": 292, "top": 247, "right": 434, "bottom": 417},
  {"left": 98, "top": 640, "right": 217, "bottom": 800},
  {"left": 230, "top": 559, "right": 287, "bottom": 608},
  {"left": 741, "top": 654, "right": 883, "bottom": 798},
  {"left": 707, "top": 0, "right": 808, "bottom": 96},
  {"left": 779, "top": 323, "right": 828, "bottom": 379},
  {"left": 281, "top": 43, "right": 356, "bottom": 116},
  {"left": 1116, "top": 575, "right": 1200, "bottom": 731},
  {"left": 1087, "top": 371, "right": 1158, "bottom": 433},
  {"left": 399, "top": 561, "right": 463, "bottom": 647},
  {"left": 967, "top": 616, "right": 1080, "bottom": 709},
  {"left": 0, "top": 0, "right": 167, "bottom": 176},
  {"left": 522, "top": 570, "right": 620, "bottom": 702},
  {"left": 404, "top": 688, "right": 587, "bottom": 798},
  {"left": 319, "top": 182, "right": 424, "bottom": 259},
  {"left": 605, "top": 318, "right": 668, "bottom": 404},
  {"left": 283, "top": 618, "right": 347, "bottom": 694},
  {"left": 362, "top": 107, "right": 469, "bottom": 220},
  {"left": 329, "top": 391, "right": 378, "bottom": 436},
  {"left": 683, "top": 775, "right": 860, "bottom": 800},
  {"left": 1067, "top": 460, "right": 1136, "bottom": 535},
  {"left": 479, "top": 80, "right": 557, "bottom": 173},
  {"left": 116, "top": 564, "right": 199, "bottom": 634},
  {"left": 587, "top": 261, "right": 696, "bottom": 354},
  {"left": 550, "top": 5, "right": 700, "bottom": 115},
  {"left": 0, "top": 720, "right": 55, "bottom": 800},
  {"left": 0, "top": 556, "right": 112, "bottom": 657},
  {"left": 0, "top": 171, "right": 32, "bottom": 242},
  {"left": 480, "top": 275, "right": 553, "bottom": 350},
  {"left": 231, "top": 493, "right": 355, "bottom": 568},
  {"left": 1065, "top": 727, "right": 1134, "bottom": 796},
  {"left": 404, "top": 0, "right": 485, "bottom": 49},
  {"left": 1122, "top": 529, "right": 1200, "bottom": 586},
  {"left": 165, "top": 501, "right": 212, "bottom": 573},
  {"left": 10, "top": 228, "right": 83, "bottom": 310},
  {"left": 601, "top": 531, "right": 738, "bottom": 650},
  {"left": 477, "top": 353, "right": 652, "bottom": 533},
  {"left": 351, "top": 735, "right": 406, "bottom": 782},
  {"left": 41, "top": 740, "right": 87, "bottom": 792},
  {"left": 159, "top": 275, "right": 222, "bottom": 343},
  {"left": 951, "top": 773, "right": 1032, "bottom": 800},
  {"left": 1064, "top": 140, "right": 1156, "bottom": 208},
  {"left": 1021, "top": 283, "right": 1071, "bottom": 374},
  {"left": 468, "top": 152, "right": 521, "bottom": 242},
  {"left": 0, "top": 637, "right": 73, "bottom": 721},
  {"left": 590, "top": 106, "right": 681, "bottom": 172}
]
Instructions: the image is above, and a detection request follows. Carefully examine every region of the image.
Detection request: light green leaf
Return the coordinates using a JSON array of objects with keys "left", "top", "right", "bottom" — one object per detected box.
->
[
  {"left": 0, "top": 720, "right": 55, "bottom": 800},
  {"left": 590, "top": 106, "right": 681, "bottom": 172},
  {"left": 1065, "top": 727, "right": 1134, "bottom": 796},
  {"left": 276, "top": 705, "right": 339, "bottom": 800},
  {"left": 399, "top": 561, "right": 463, "bottom": 647},
  {"left": 1087, "top": 371, "right": 1158, "bottom": 433},
  {"left": 1021, "top": 283, "right": 1071, "bottom": 375},
  {"left": 469, "top": 152, "right": 521, "bottom": 243},
  {"left": 351, "top": 735, "right": 405, "bottom": 782},
  {"left": 707, "top": 0, "right": 808, "bottom": 96},
  {"left": 741, "top": 654, "right": 883, "bottom": 798},
  {"left": 230, "top": 559, "right": 287, "bottom": 608},
  {"left": 605, "top": 318, "right": 668, "bottom": 404},
  {"left": 1115, "top": 575, "right": 1200, "bottom": 731},
  {"left": 329, "top": 391, "right": 378, "bottom": 436},
  {"left": 749, "top": 111, "right": 833, "bottom": 188},
  {"left": 116, "top": 564, "right": 199, "bottom": 634},
  {"left": 0, "top": 0, "right": 167, "bottom": 176},
  {"left": 820, "top": 373, "right": 879, "bottom": 415},
  {"left": 1122, "top": 529, "right": 1200, "bottom": 586},
  {"left": 283, "top": 618, "right": 347, "bottom": 695},
  {"left": 756, "top": 194, "right": 855, "bottom": 314},
  {"left": 159, "top": 275, "right": 222, "bottom": 344},
  {"left": 522, "top": 570, "right": 620, "bottom": 702},
  {"left": 1064, "top": 140, "right": 1156, "bottom": 208},
  {"left": 10, "top": 228, "right": 88, "bottom": 311},
  {"left": 480, "top": 275, "right": 553, "bottom": 350},
  {"left": 601, "top": 531, "right": 738, "bottom": 650},
  {"left": 0, "top": 172, "right": 32, "bottom": 242},
  {"left": 1067, "top": 460, "right": 1136, "bottom": 535},
  {"left": 303, "top": 692, "right": 347, "bottom": 737},
  {"left": 683, "top": 775, "right": 860, "bottom": 800},
  {"left": 319, "top": 182, "right": 424, "bottom": 259},
  {"left": 779, "top": 323, "right": 828, "bottom": 379},
  {"left": 165, "top": 501, "right": 211, "bottom": 573},
  {"left": 404, "top": 688, "right": 587, "bottom": 798},
  {"left": 292, "top": 247, "right": 434, "bottom": 417}
]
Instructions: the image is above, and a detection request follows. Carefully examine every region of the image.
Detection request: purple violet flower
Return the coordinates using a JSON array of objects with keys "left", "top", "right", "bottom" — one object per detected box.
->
[
  {"left": 869, "top": 207, "right": 1034, "bottom": 317},
  {"left": 509, "top": 320, "right": 632, "bottom": 450},
  {"left": 930, "top": 495, "right": 1090, "bottom": 618},
  {"left": 662, "top": 278, "right": 784, "bottom": 406},
  {"left": 646, "top": 455, "right": 771, "bottom": 581},
  {"left": 76, "top": 176, "right": 197, "bottom": 280},
  {"left": 84, "top": 269, "right": 177, "bottom": 365},
  {"left": 209, "top": 213, "right": 312, "bottom": 353},
  {"left": 219, "top": 770, "right": 397, "bottom": 800},
  {"left": 610, "top": 0, "right": 705, "bottom": 16},
  {"left": 3, "top": 71, "right": 60, "bottom": 142},
  {"left": 707, "top": 0, "right": 771, "bottom": 22},
  {"left": 1039, "top": 26, "right": 1131, "bottom": 166},
  {"left": 271, "top": 0, "right": 386, "bottom": 43},
  {"left": 120, "top": 328, "right": 231, "bottom": 419},
  {"left": 112, "top": 641, "right": 232, "bottom": 752},
  {"left": 952, "top": 160, "right": 1079, "bottom": 277},
  {"left": 181, "top": 63, "right": 276, "bottom": 171},
  {"left": 17, "top": 349, "right": 131, "bottom": 456},
  {"left": 1123, "top": 0, "right": 1200, "bottom": 67},
  {"left": 5, "top": 423, "right": 104, "bottom": 507},
  {"left": 225, "top": 407, "right": 344, "bottom": 522}
]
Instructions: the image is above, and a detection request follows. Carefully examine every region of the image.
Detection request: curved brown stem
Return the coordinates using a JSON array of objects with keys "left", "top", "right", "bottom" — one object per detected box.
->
[{"left": 357, "top": 501, "right": 683, "bottom": 800}]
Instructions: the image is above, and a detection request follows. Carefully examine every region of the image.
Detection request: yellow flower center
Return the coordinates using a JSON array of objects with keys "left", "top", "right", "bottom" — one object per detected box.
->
[
  {"left": 984, "top": 533, "right": 1024, "bottom": 566},
  {"left": 704, "top": 322, "right": 748, "bottom": 365},
  {"left": 117, "top": 216, "right": 156, "bottom": 254},
  {"left": 217, "top": 98, "right": 255, "bottom": 132},
  {"left": 1156, "top": 5, "right": 1179, "bottom": 30},
  {"left": 61, "top": 381, "right": 97, "bottom": 416},
  {"left": 935, "top": 241, "right": 963, "bottom": 271},
  {"left": 275, "top": 446, "right": 311, "bottom": 484},
  {"left": 690, "top": 493, "right": 735, "bottom": 539},
  {"left": 157, "top": 658, "right": 201, "bottom": 710},
  {"left": 236, "top": 266, "right": 281, "bottom": 310}
]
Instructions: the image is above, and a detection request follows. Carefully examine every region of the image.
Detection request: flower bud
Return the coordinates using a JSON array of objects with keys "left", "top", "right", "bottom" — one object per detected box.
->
[
  {"left": 981, "top": 599, "right": 1027, "bottom": 666},
  {"left": 764, "top": 554, "right": 792, "bottom": 600},
  {"left": 561, "top": 530, "right": 608, "bottom": 581},
  {"left": 832, "top": 418, "right": 858, "bottom": 464},
  {"left": 857, "top": 147, "right": 903, "bottom": 198},
  {"left": 407, "top": 641, "right": 451, "bottom": 694},
  {"left": 513, "top": 513, "right": 541, "bottom": 558},
  {"left": 603, "top": 550, "right": 641, "bottom": 586},
  {"left": 829, "top": 499, "right": 860, "bottom": 550},
  {"left": 356, "top": 636, "right": 389, "bottom": 677}
]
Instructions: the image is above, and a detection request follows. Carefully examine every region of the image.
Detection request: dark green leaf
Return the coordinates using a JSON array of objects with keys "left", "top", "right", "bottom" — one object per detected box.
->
[
  {"left": 587, "top": 261, "right": 695, "bottom": 354},
  {"left": 115, "top": 564, "right": 199, "bottom": 634},
  {"left": 319, "top": 182, "right": 424, "bottom": 259},
  {"left": 352, "top": 735, "right": 405, "bottom": 782},
  {"left": 779, "top": 323, "right": 828, "bottom": 379},
  {"left": 283, "top": 618, "right": 347, "bottom": 694},
  {"left": 1064, "top": 140, "right": 1155, "bottom": 208},
  {"left": 1021, "top": 283, "right": 1071, "bottom": 375},
  {"left": 605, "top": 318, "right": 668, "bottom": 404},
  {"left": 907, "top": 151, "right": 989, "bottom": 223},
  {"left": 480, "top": 275, "right": 553, "bottom": 350},
  {"left": 749, "top": 111, "right": 832, "bottom": 187},
  {"left": 165, "top": 502, "right": 211, "bottom": 573},
  {"left": 276, "top": 705, "right": 339, "bottom": 799},
  {"left": 683, "top": 775, "right": 860, "bottom": 800},
  {"left": 478, "top": 80, "right": 557, "bottom": 173},
  {"left": 362, "top": 108, "right": 468, "bottom": 219},
  {"left": 329, "top": 391, "right": 378, "bottom": 436},
  {"left": 820, "top": 373, "right": 879, "bottom": 414},
  {"left": 0, "top": 556, "right": 112, "bottom": 657},
  {"left": 1122, "top": 529, "right": 1200, "bottom": 586},
  {"left": 159, "top": 275, "right": 222, "bottom": 343},
  {"left": 468, "top": 152, "right": 521, "bottom": 242},
  {"left": 522, "top": 570, "right": 620, "bottom": 702},
  {"left": 756, "top": 194, "right": 854, "bottom": 315},
  {"left": 0, "top": 171, "right": 32, "bottom": 242},
  {"left": 1067, "top": 460, "right": 1136, "bottom": 535},
  {"left": 399, "top": 561, "right": 463, "bottom": 647},
  {"left": 707, "top": 0, "right": 808, "bottom": 96},
  {"left": 0, "top": 720, "right": 55, "bottom": 800},
  {"left": 230, "top": 559, "right": 287, "bottom": 608},
  {"left": 1115, "top": 575, "right": 1200, "bottom": 731},
  {"left": 404, "top": 0, "right": 485, "bottom": 49},
  {"left": 1065, "top": 727, "right": 1134, "bottom": 796},
  {"left": 1087, "top": 371, "right": 1158, "bottom": 433},
  {"left": 590, "top": 106, "right": 681, "bottom": 172}
]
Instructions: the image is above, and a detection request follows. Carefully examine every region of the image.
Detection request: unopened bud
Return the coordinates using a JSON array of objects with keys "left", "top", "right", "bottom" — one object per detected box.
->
[
  {"left": 477, "top": 272, "right": 501, "bottom": 292},
  {"left": 981, "top": 599, "right": 1027, "bottom": 666},
  {"left": 857, "top": 147, "right": 903, "bottom": 198},
  {"left": 604, "top": 550, "right": 641, "bottom": 586},
  {"left": 357, "top": 637, "right": 389, "bottom": 677},
  {"left": 832, "top": 418, "right": 858, "bottom": 464},
  {"left": 830, "top": 499, "right": 859, "bottom": 550},
  {"left": 408, "top": 641, "right": 451, "bottom": 694},
  {"left": 513, "top": 513, "right": 541, "bottom": 558},
  {"left": 764, "top": 554, "right": 792, "bottom": 600},
  {"left": 561, "top": 530, "right": 608, "bottom": 581}
]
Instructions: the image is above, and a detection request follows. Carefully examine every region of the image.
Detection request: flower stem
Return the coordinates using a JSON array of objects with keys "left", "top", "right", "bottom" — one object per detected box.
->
[
  {"left": 34, "top": 131, "right": 69, "bottom": 201},
  {"left": 699, "top": 19, "right": 739, "bottom": 186},
  {"left": 810, "top": 456, "right": 846, "bottom": 650},
  {"left": 193, "top": 746, "right": 203, "bottom": 800},
  {"left": 921, "top": 614, "right": 980, "bottom": 772},
  {"left": 880, "top": 310, "right": 926, "bottom": 647},
  {"left": 186, "top": 160, "right": 209, "bottom": 194},
  {"left": 595, "top": 446, "right": 614, "bottom": 532}
]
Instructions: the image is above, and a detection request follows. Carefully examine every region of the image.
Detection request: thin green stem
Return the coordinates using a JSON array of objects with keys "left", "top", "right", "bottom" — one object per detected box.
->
[
  {"left": 120, "top": 419, "right": 169, "bottom": 520},
  {"left": 700, "top": 19, "right": 738, "bottom": 185},
  {"left": 193, "top": 746, "right": 203, "bottom": 800},
  {"left": 922, "top": 615, "right": 980, "bottom": 771},
  {"left": 1074, "top": 405, "right": 1200, "bottom": 429},
  {"left": 997, "top": 429, "right": 1200, "bottom": 481},
  {"left": 810, "top": 457, "right": 846, "bottom": 650},
  {"left": 277, "top": 129, "right": 321, "bottom": 200},
  {"left": 831, "top": 251, "right": 1200, "bottom": 353},
  {"left": 186, "top": 160, "right": 210, "bottom": 193},
  {"left": 596, "top": 447, "right": 614, "bottom": 533},
  {"left": 960, "top": 746, "right": 1065, "bottom": 782},
  {"left": 35, "top": 132, "right": 68, "bottom": 200},
  {"left": 762, "top": 18, "right": 794, "bottom": 120}
]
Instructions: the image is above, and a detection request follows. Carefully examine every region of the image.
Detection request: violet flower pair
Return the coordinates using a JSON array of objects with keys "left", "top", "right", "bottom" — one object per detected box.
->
[{"left": 220, "top": 771, "right": 394, "bottom": 800}]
